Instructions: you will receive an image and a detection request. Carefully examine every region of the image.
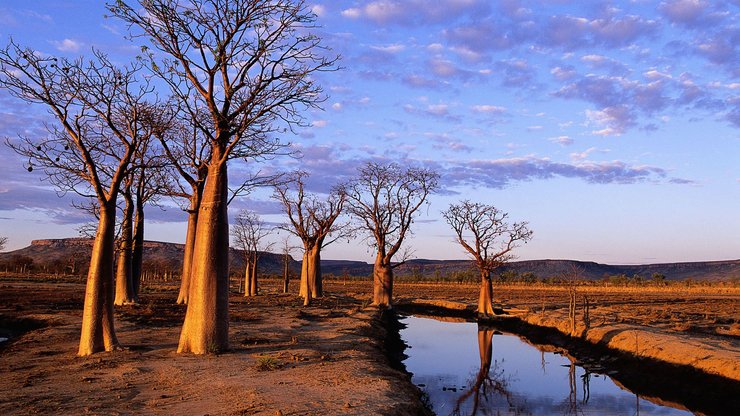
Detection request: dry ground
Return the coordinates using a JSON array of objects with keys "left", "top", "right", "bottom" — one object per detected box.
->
[
  {"left": 0, "top": 277, "right": 425, "bottom": 416},
  {"left": 1, "top": 276, "right": 738, "bottom": 415}
]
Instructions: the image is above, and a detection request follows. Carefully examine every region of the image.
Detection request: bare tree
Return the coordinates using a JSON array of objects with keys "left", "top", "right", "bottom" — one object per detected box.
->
[
  {"left": 442, "top": 201, "right": 532, "bottom": 317},
  {"left": 273, "top": 172, "right": 345, "bottom": 305},
  {"left": 343, "top": 162, "right": 439, "bottom": 307},
  {"left": 114, "top": 174, "right": 138, "bottom": 305},
  {"left": 0, "top": 236, "right": 7, "bottom": 251},
  {"left": 110, "top": 0, "right": 337, "bottom": 353},
  {"left": 1, "top": 42, "right": 153, "bottom": 355},
  {"left": 231, "top": 209, "right": 272, "bottom": 297},
  {"left": 280, "top": 236, "right": 298, "bottom": 293}
]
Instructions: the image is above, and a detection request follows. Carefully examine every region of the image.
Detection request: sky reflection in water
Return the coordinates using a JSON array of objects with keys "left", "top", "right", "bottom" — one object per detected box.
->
[{"left": 400, "top": 315, "right": 691, "bottom": 416}]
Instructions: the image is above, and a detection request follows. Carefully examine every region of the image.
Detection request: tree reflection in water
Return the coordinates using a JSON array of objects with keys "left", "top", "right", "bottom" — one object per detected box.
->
[{"left": 452, "top": 325, "right": 527, "bottom": 415}]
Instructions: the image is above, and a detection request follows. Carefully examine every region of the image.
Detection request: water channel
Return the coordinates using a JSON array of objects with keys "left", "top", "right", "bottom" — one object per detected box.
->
[{"left": 400, "top": 315, "right": 693, "bottom": 415}]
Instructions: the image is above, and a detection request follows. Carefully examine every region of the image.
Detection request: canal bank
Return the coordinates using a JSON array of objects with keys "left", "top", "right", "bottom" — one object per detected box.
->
[{"left": 393, "top": 300, "right": 740, "bottom": 415}]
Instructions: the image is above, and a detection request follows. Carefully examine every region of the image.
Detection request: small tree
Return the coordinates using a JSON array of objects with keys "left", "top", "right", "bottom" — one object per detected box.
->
[
  {"left": 0, "top": 236, "right": 7, "bottom": 251},
  {"left": 443, "top": 201, "right": 532, "bottom": 317},
  {"left": 344, "top": 162, "right": 439, "bottom": 307},
  {"left": 231, "top": 210, "right": 272, "bottom": 297},
  {"left": 274, "top": 172, "right": 345, "bottom": 305}
]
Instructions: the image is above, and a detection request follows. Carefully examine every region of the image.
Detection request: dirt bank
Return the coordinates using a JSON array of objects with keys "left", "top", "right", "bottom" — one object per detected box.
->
[
  {"left": 0, "top": 279, "right": 427, "bottom": 415},
  {"left": 522, "top": 308, "right": 740, "bottom": 381}
]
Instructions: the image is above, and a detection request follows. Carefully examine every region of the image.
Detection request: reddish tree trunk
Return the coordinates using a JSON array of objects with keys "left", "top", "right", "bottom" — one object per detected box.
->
[
  {"left": 78, "top": 202, "right": 120, "bottom": 356},
  {"left": 478, "top": 270, "right": 495, "bottom": 316},
  {"left": 373, "top": 255, "right": 393, "bottom": 307},
  {"left": 177, "top": 159, "right": 229, "bottom": 354},
  {"left": 283, "top": 252, "right": 290, "bottom": 294},
  {"left": 177, "top": 191, "right": 200, "bottom": 305},
  {"left": 249, "top": 253, "right": 258, "bottom": 296},
  {"left": 131, "top": 195, "right": 144, "bottom": 297},
  {"left": 244, "top": 258, "right": 253, "bottom": 297},
  {"left": 299, "top": 245, "right": 322, "bottom": 302},
  {"left": 114, "top": 193, "right": 136, "bottom": 305}
]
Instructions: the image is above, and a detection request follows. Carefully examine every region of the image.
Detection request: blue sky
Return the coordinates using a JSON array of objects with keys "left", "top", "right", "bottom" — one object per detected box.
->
[{"left": 0, "top": 1, "right": 738, "bottom": 264}]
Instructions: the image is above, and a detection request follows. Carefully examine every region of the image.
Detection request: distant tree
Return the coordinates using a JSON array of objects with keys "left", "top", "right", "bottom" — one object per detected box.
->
[
  {"left": 343, "top": 162, "right": 439, "bottom": 307},
  {"left": 652, "top": 272, "right": 666, "bottom": 284},
  {"left": 274, "top": 172, "right": 346, "bottom": 305},
  {"left": 1, "top": 43, "right": 154, "bottom": 355},
  {"left": 0, "top": 236, "right": 7, "bottom": 251},
  {"left": 110, "top": 0, "right": 336, "bottom": 354},
  {"left": 231, "top": 210, "right": 272, "bottom": 297},
  {"left": 280, "top": 236, "right": 299, "bottom": 294},
  {"left": 443, "top": 201, "right": 532, "bottom": 317}
]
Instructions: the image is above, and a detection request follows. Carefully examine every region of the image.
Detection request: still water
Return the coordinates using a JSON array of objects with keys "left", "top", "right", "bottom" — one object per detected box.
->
[{"left": 400, "top": 315, "right": 692, "bottom": 416}]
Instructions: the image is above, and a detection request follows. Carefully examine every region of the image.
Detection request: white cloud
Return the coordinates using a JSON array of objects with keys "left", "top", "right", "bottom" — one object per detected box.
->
[
  {"left": 549, "top": 136, "right": 574, "bottom": 146},
  {"left": 312, "top": 120, "right": 328, "bottom": 128},
  {"left": 370, "top": 43, "right": 406, "bottom": 54},
  {"left": 51, "top": 39, "right": 83, "bottom": 52},
  {"left": 471, "top": 104, "right": 506, "bottom": 114},
  {"left": 311, "top": 4, "right": 327, "bottom": 17},
  {"left": 341, "top": 8, "right": 361, "bottom": 18}
]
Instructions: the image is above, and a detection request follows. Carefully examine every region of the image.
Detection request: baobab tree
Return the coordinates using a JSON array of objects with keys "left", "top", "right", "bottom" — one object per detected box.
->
[
  {"left": 114, "top": 175, "right": 138, "bottom": 305},
  {"left": 344, "top": 162, "right": 439, "bottom": 307},
  {"left": 274, "top": 172, "right": 345, "bottom": 305},
  {"left": 110, "top": 0, "right": 337, "bottom": 354},
  {"left": 1, "top": 42, "right": 154, "bottom": 355},
  {"left": 442, "top": 201, "right": 532, "bottom": 317},
  {"left": 232, "top": 209, "right": 272, "bottom": 297},
  {"left": 152, "top": 105, "right": 211, "bottom": 305},
  {"left": 115, "top": 139, "right": 173, "bottom": 305}
]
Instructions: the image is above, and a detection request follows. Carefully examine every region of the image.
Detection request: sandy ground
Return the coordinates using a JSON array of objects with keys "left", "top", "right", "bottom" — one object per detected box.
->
[
  {"left": 2, "top": 276, "right": 738, "bottom": 415},
  {"left": 0, "top": 278, "right": 426, "bottom": 416}
]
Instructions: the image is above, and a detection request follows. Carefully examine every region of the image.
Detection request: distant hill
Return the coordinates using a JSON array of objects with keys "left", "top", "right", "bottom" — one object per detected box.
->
[
  {"left": 0, "top": 238, "right": 299, "bottom": 277},
  {"left": 1, "top": 238, "right": 737, "bottom": 281}
]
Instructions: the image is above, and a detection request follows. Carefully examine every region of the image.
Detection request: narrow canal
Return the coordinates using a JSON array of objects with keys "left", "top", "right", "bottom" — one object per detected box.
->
[{"left": 400, "top": 315, "right": 693, "bottom": 415}]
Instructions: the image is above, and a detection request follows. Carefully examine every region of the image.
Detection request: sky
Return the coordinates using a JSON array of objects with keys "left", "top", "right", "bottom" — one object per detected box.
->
[{"left": 0, "top": 0, "right": 738, "bottom": 265}]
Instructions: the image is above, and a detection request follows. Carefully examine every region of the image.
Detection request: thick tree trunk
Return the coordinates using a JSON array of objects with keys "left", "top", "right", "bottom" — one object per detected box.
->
[
  {"left": 131, "top": 196, "right": 144, "bottom": 298},
  {"left": 114, "top": 193, "right": 136, "bottom": 305},
  {"left": 177, "top": 191, "right": 200, "bottom": 305},
  {"left": 310, "top": 247, "right": 322, "bottom": 298},
  {"left": 249, "top": 253, "right": 258, "bottom": 296},
  {"left": 78, "top": 202, "right": 120, "bottom": 356},
  {"left": 478, "top": 270, "right": 495, "bottom": 316},
  {"left": 243, "top": 258, "right": 253, "bottom": 297},
  {"left": 299, "top": 245, "right": 322, "bottom": 302},
  {"left": 177, "top": 160, "right": 229, "bottom": 354},
  {"left": 373, "top": 255, "right": 393, "bottom": 307},
  {"left": 282, "top": 252, "right": 290, "bottom": 293}
]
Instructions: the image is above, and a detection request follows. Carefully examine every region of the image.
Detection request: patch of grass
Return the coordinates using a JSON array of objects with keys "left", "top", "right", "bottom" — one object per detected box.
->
[{"left": 255, "top": 356, "right": 283, "bottom": 371}]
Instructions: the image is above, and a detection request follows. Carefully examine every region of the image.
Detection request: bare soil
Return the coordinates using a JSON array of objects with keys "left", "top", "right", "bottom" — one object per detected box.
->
[
  {"left": 2, "top": 276, "right": 738, "bottom": 415},
  {"left": 0, "top": 276, "right": 426, "bottom": 416}
]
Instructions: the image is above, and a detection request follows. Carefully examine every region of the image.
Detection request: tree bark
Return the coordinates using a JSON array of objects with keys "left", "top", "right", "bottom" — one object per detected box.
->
[
  {"left": 131, "top": 194, "right": 145, "bottom": 298},
  {"left": 78, "top": 202, "right": 120, "bottom": 356},
  {"left": 244, "top": 258, "right": 253, "bottom": 297},
  {"left": 373, "top": 255, "right": 393, "bottom": 307},
  {"left": 299, "top": 245, "right": 322, "bottom": 302},
  {"left": 177, "top": 159, "right": 229, "bottom": 354},
  {"left": 282, "top": 251, "right": 290, "bottom": 293},
  {"left": 177, "top": 191, "right": 200, "bottom": 305},
  {"left": 114, "top": 192, "right": 136, "bottom": 305},
  {"left": 478, "top": 270, "right": 495, "bottom": 316},
  {"left": 249, "top": 253, "right": 258, "bottom": 296}
]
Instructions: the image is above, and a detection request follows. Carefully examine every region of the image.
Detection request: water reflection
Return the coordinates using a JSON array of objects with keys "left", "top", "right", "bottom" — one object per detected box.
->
[{"left": 400, "top": 315, "right": 691, "bottom": 416}]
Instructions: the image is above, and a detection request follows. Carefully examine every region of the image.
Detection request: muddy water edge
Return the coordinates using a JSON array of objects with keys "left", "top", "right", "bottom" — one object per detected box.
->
[{"left": 389, "top": 304, "right": 740, "bottom": 416}]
